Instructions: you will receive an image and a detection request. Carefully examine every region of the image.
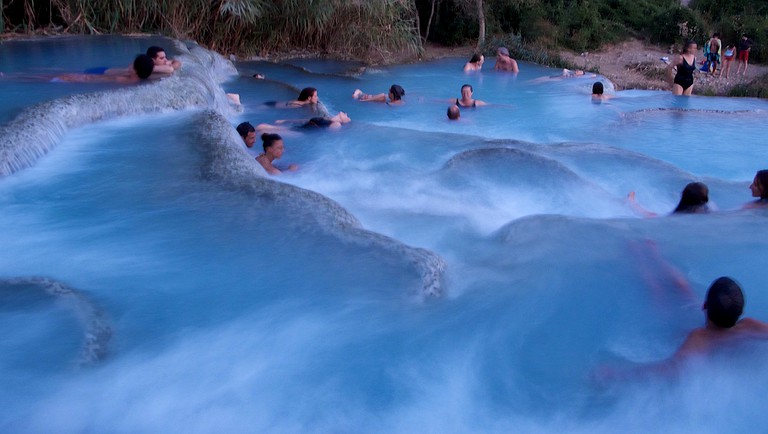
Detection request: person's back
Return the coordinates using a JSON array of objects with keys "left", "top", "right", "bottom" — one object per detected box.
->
[{"left": 675, "top": 277, "right": 768, "bottom": 358}]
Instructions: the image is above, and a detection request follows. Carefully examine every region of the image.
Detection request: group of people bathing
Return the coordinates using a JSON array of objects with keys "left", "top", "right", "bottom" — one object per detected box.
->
[
  {"left": 630, "top": 170, "right": 768, "bottom": 217},
  {"left": 667, "top": 34, "right": 753, "bottom": 96}
]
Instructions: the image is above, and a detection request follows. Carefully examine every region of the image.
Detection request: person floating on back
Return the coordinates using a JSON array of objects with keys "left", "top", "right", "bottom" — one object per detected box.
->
[{"left": 352, "top": 84, "right": 405, "bottom": 104}]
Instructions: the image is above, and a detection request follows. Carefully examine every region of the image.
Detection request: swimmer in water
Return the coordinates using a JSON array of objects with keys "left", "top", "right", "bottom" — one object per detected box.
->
[
  {"left": 627, "top": 182, "right": 710, "bottom": 217},
  {"left": 463, "top": 53, "right": 484, "bottom": 72},
  {"left": 352, "top": 84, "right": 405, "bottom": 104},
  {"left": 146, "top": 45, "right": 182, "bottom": 73},
  {"left": 52, "top": 54, "right": 156, "bottom": 83},
  {"left": 597, "top": 276, "right": 768, "bottom": 381},
  {"left": 454, "top": 84, "right": 486, "bottom": 107},
  {"left": 591, "top": 82, "right": 614, "bottom": 100},
  {"left": 447, "top": 105, "right": 460, "bottom": 121},
  {"left": 236, "top": 122, "right": 257, "bottom": 150},
  {"left": 254, "top": 112, "right": 352, "bottom": 132},
  {"left": 255, "top": 133, "right": 298, "bottom": 175},
  {"left": 744, "top": 169, "right": 768, "bottom": 208},
  {"left": 286, "top": 87, "right": 319, "bottom": 107},
  {"left": 494, "top": 47, "right": 519, "bottom": 73}
]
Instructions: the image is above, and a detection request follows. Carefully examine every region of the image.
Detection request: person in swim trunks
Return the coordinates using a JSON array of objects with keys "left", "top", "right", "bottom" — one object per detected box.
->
[
  {"left": 736, "top": 35, "right": 752, "bottom": 76},
  {"left": 667, "top": 41, "right": 697, "bottom": 96},
  {"left": 705, "top": 33, "right": 721, "bottom": 75},
  {"left": 454, "top": 84, "right": 486, "bottom": 107}
]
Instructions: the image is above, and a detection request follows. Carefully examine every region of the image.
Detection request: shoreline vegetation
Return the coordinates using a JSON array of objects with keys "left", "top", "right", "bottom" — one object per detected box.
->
[{"left": 1, "top": 0, "right": 766, "bottom": 97}]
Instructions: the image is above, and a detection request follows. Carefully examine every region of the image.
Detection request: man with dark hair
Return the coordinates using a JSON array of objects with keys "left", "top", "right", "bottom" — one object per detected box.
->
[
  {"left": 673, "top": 276, "right": 768, "bottom": 358},
  {"left": 236, "top": 121, "right": 257, "bottom": 150},
  {"left": 736, "top": 35, "right": 753, "bottom": 76},
  {"left": 146, "top": 45, "right": 182, "bottom": 74}
]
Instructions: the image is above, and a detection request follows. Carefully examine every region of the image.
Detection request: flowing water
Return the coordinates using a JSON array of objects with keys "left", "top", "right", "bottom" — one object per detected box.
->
[{"left": 1, "top": 36, "right": 768, "bottom": 433}]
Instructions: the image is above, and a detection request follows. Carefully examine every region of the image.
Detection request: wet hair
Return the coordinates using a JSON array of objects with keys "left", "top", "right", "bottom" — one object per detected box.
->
[
  {"left": 146, "top": 46, "right": 166, "bottom": 60},
  {"left": 389, "top": 84, "right": 405, "bottom": 101},
  {"left": 236, "top": 121, "right": 255, "bottom": 138},
  {"left": 683, "top": 40, "right": 697, "bottom": 53},
  {"left": 261, "top": 133, "right": 283, "bottom": 151},
  {"left": 705, "top": 277, "right": 744, "bottom": 328},
  {"left": 297, "top": 87, "right": 317, "bottom": 102},
  {"left": 754, "top": 169, "right": 768, "bottom": 199},
  {"left": 303, "top": 117, "right": 333, "bottom": 128},
  {"left": 447, "top": 105, "right": 460, "bottom": 120},
  {"left": 673, "top": 182, "right": 709, "bottom": 214},
  {"left": 461, "top": 84, "right": 473, "bottom": 92},
  {"left": 592, "top": 82, "right": 604, "bottom": 95},
  {"left": 469, "top": 53, "right": 482, "bottom": 63},
  {"left": 133, "top": 54, "right": 155, "bottom": 79}
]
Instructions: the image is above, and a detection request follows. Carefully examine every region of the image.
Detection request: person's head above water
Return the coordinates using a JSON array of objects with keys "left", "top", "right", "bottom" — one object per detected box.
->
[
  {"left": 673, "top": 182, "right": 709, "bottom": 214},
  {"left": 497, "top": 47, "right": 510, "bottom": 57},
  {"left": 133, "top": 54, "right": 155, "bottom": 79},
  {"left": 447, "top": 105, "right": 460, "bottom": 120},
  {"left": 146, "top": 46, "right": 168, "bottom": 65},
  {"left": 236, "top": 122, "right": 256, "bottom": 148},
  {"left": 750, "top": 169, "right": 768, "bottom": 200},
  {"left": 592, "top": 82, "right": 604, "bottom": 95},
  {"left": 261, "top": 133, "right": 283, "bottom": 153},
  {"left": 389, "top": 84, "right": 405, "bottom": 101},
  {"left": 297, "top": 87, "right": 318, "bottom": 103},
  {"left": 461, "top": 84, "right": 473, "bottom": 98},
  {"left": 705, "top": 277, "right": 744, "bottom": 328}
]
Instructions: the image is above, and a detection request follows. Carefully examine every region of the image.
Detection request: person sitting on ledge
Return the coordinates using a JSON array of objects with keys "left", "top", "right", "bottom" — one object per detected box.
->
[
  {"left": 255, "top": 133, "right": 298, "bottom": 175},
  {"left": 352, "top": 84, "right": 405, "bottom": 104}
]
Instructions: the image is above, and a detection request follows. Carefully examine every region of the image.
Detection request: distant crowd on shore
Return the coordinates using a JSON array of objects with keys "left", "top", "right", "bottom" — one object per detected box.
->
[{"left": 666, "top": 33, "right": 754, "bottom": 96}]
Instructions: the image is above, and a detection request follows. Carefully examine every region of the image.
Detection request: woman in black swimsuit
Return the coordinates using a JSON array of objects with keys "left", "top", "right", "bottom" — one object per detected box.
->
[
  {"left": 455, "top": 84, "right": 486, "bottom": 107},
  {"left": 667, "top": 41, "right": 697, "bottom": 96}
]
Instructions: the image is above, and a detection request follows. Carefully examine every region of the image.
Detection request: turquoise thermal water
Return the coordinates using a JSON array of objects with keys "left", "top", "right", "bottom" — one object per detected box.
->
[{"left": 1, "top": 37, "right": 768, "bottom": 433}]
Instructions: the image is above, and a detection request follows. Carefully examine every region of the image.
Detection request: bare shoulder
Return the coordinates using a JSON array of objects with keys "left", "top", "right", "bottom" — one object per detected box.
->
[
  {"left": 736, "top": 318, "right": 768, "bottom": 335},
  {"left": 674, "top": 327, "right": 710, "bottom": 358}
]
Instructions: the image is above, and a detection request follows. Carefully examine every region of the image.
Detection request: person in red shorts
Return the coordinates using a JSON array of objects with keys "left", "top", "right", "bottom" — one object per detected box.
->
[{"left": 736, "top": 35, "right": 753, "bottom": 76}]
